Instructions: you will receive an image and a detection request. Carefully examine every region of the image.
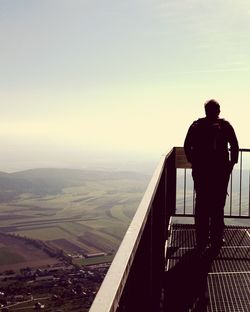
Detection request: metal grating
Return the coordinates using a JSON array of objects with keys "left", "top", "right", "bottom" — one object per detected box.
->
[
  {"left": 207, "top": 273, "right": 250, "bottom": 312},
  {"left": 164, "top": 224, "right": 250, "bottom": 312},
  {"left": 223, "top": 228, "right": 250, "bottom": 247},
  {"left": 170, "top": 225, "right": 196, "bottom": 248}
]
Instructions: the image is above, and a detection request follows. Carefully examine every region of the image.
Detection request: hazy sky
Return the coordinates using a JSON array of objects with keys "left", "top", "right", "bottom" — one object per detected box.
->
[{"left": 1, "top": 0, "right": 250, "bottom": 171}]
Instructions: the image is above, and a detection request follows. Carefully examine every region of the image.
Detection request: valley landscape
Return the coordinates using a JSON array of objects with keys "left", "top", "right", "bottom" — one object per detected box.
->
[
  {"left": 0, "top": 169, "right": 149, "bottom": 270},
  {"left": 0, "top": 165, "right": 249, "bottom": 311},
  {"left": 0, "top": 168, "right": 149, "bottom": 311}
]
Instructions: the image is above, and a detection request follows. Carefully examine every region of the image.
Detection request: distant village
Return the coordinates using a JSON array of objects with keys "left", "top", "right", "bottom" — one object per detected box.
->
[
  {"left": 0, "top": 232, "right": 111, "bottom": 311},
  {"left": 0, "top": 261, "right": 109, "bottom": 311}
]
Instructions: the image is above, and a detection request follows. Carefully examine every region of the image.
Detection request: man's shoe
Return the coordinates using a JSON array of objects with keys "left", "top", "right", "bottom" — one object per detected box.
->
[
  {"left": 211, "top": 237, "right": 225, "bottom": 248},
  {"left": 209, "top": 238, "right": 225, "bottom": 257}
]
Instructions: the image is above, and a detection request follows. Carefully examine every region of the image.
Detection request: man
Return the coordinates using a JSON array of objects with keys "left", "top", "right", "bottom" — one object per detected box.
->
[{"left": 184, "top": 99, "right": 239, "bottom": 251}]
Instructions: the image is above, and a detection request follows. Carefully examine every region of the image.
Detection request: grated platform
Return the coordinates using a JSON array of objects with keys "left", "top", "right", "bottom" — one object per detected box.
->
[{"left": 164, "top": 224, "right": 250, "bottom": 312}]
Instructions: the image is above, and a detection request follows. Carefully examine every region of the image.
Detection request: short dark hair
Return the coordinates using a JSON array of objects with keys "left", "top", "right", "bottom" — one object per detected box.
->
[{"left": 204, "top": 99, "right": 220, "bottom": 116}]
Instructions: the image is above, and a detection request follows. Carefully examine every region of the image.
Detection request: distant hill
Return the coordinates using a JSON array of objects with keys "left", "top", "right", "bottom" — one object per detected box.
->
[{"left": 0, "top": 168, "right": 149, "bottom": 202}]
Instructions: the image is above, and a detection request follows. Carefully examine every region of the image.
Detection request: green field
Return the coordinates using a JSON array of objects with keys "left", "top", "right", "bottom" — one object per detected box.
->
[
  {"left": 74, "top": 255, "right": 114, "bottom": 266},
  {"left": 0, "top": 169, "right": 149, "bottom": 266}
]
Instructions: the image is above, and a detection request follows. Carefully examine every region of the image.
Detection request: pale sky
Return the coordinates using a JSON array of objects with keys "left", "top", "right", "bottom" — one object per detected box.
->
[{"left": 1, "top": 0, "right": 250, "bottom": 171}]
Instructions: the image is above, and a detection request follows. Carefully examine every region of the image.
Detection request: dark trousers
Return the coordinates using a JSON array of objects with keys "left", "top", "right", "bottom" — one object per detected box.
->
[{"left": 192, "top": 164, "right": 231, "bottom": 247}]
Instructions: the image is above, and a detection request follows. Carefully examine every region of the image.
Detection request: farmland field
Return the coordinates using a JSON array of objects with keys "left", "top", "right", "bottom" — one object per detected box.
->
[
  {"left": 0, "top": 246, "right": 25, "bottom": 265},
  {"left": 0, "top": 233, "right": 59, "bottom": 271},
  {"left": 0, "top": 168, "right": 149, "bottom": 271}
]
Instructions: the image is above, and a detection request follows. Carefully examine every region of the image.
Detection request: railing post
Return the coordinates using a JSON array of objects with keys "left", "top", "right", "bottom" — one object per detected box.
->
[
  {"left": 239, "top": 150, "right": 243, "bottom": 216},
  {"left": 151, "top": 170, "right": 167, "bottom": 311},
  {"left": 115, "top": 155, "right": 169, "bottom": 312},
  {"left": 118, "top": 217, "right": 152, "bottom": 312},
  {"left": 165, "top": 148, "right": 176, "bottom": 219},
  {"left": 118, "top": 171, "right": 167, "bottom": 312}
]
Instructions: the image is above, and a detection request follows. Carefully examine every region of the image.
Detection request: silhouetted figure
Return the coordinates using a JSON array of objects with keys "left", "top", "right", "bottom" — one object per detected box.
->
[{"left": 184, "top": 99, "right": 239, "bottom": 251}]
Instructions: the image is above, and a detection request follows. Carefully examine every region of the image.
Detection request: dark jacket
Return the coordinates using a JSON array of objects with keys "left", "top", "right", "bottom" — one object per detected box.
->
[{"left": 184, "top": 117, "right": 239, "bottom": 168}]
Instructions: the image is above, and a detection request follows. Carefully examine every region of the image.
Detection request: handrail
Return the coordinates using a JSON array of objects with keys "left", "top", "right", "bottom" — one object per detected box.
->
[
  {"left": 175, "top": 148, "right": 250, "bottom": 218},
  {"left": 90, "top": 151, "right": 171, "bottom": 312}
]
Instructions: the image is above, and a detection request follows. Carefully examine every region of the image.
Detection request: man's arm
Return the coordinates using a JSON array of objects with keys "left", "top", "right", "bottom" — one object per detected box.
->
[{"left": 226, "top": 122, "right": 239, "bottom": 169}]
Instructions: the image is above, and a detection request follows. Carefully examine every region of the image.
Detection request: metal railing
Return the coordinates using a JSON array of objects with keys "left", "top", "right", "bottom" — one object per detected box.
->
[
  {"left": 89, "top": 147, "right": 250, "bottom": 312},
  {"left": 175, "top": 148, "right": 250, "bottom": 218}
]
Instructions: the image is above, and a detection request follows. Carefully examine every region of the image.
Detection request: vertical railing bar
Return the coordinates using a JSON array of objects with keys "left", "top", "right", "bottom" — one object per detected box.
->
[
  {"left": 165, "top": 162, "right": 168, "bottom": 238},
  {"left": 248, "top": 169, "right": 250, "bottom": 217},
  {"left": 149, "top": 208, "right": 153, "bottom": 308},
  {"left": 184, "top": 168, "right": 186, "bottom": 214},
  {"left": 193, "top": 184, "right": 195, "bottom": 215},
  {"left": 230, "top": 170, "right": 233, "bottom": 216},
  {"left": 239, "top": 151, "right": 243, "bottom": 216}
]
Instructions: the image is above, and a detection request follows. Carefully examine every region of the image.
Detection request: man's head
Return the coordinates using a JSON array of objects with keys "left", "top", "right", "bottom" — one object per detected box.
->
[{"left": 204, "top": 99, "right": 220, "bottom": 119}]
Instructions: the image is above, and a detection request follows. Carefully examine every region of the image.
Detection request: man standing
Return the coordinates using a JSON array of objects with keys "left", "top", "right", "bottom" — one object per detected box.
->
[{"left": 184, "top": 99, "right": 239, "bottom": 251}]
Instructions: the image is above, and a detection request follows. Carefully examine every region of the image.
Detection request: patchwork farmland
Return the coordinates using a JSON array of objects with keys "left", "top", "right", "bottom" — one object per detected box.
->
[{"left": 0, "top": 169, "right": 149, "bottom": 271}]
